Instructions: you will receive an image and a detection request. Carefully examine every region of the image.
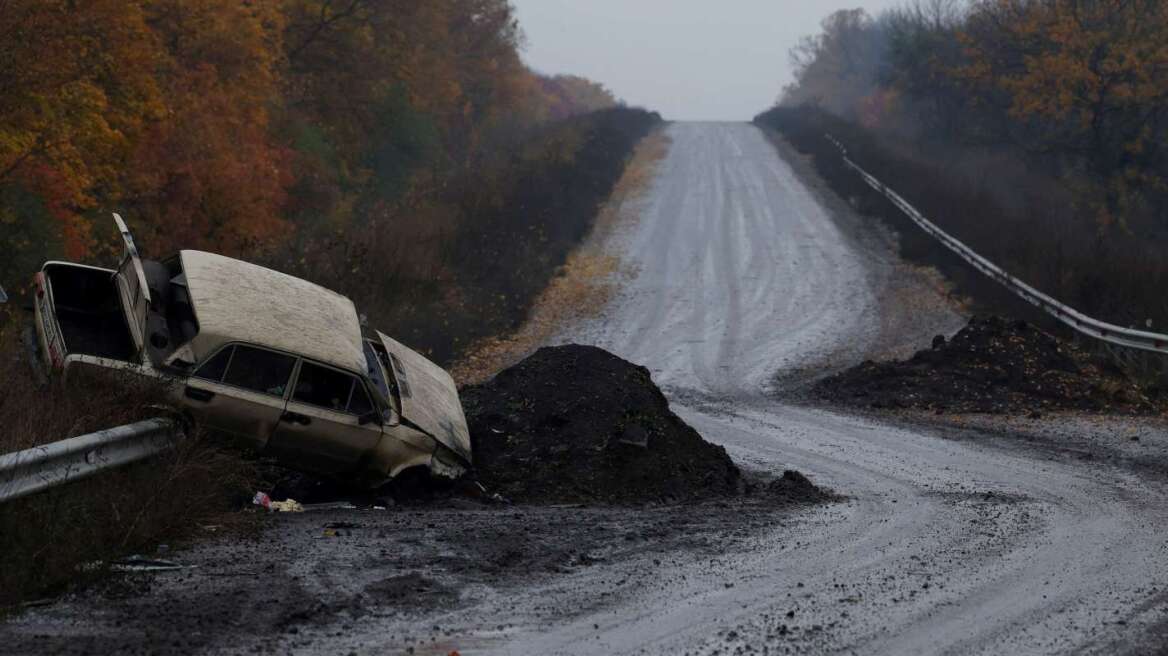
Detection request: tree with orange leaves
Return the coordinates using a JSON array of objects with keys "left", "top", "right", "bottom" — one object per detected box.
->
[
  {"left": 123, "top": 0, "right": 293, "bottom": 254},
  {"left": 0, "top": 0, "right": 162, "bottom": 274},
  {"left": 960, "top": 0, "right": 1168, "bottom": 228}
]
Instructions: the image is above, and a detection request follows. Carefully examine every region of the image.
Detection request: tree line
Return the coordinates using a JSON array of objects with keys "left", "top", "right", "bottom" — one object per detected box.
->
[
  {"left": 0, "top": 0, "right": 621, "bottom": 287},
  {"left": 782, "top": 0, "right": 1168, "bottom": 233},
  {"left": 0, "top": 1, "right": 662, "bottom": 363}
]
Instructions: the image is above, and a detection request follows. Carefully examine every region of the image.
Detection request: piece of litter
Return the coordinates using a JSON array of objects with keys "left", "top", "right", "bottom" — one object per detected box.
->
[
  {"left": 252, "top": 491, "right": 272, "bottom": 511},
  {"left": 270, "top": 499, "right": 304, "bottom": 513},
  {"left": 322, "top": 529, "right": 339, "bottom": 538},
  {"left": 301, "top": 501, "right": 358, "bottom": 512},
  {"left": 110, "top": 555, "right": 192, "bottom": 573}
]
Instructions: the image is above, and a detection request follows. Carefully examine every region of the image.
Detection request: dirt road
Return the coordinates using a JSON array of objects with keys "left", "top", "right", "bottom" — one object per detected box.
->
[
  {"left": 512, "top": 123, "right": 1168, "bottom": 654},
  {"left": 6, "top": 123, "right": 1168, "bottom": 655}
]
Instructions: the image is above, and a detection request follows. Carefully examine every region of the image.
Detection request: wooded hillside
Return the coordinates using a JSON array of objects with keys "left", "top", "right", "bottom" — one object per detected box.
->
[{"left": 0, "top": 0, "right": 659, "bottom": 362}]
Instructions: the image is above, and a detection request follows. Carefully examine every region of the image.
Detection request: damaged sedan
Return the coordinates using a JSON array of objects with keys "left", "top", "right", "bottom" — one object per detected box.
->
[{"left": 32, "top": 215, "right": 470, "bottom": 485}]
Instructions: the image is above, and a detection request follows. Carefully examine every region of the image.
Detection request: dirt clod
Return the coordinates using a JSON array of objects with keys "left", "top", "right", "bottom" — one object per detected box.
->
[
  {"left": 461, "top": 345, "right": 742, "bottom": 503},
  {"left": 767, "top": 470, "right": 834, "bottom": 504},
  {"left": 815, "top": 316, "right": 1156, "bottom": 415}
]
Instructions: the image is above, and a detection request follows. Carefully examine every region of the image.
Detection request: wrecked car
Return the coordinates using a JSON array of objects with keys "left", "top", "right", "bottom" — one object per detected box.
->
[{"left": 32, "top": 214, "right": 470, "bottom": 485}]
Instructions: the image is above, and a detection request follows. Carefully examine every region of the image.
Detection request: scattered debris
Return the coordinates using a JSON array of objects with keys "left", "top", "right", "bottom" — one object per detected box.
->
[
  {"left": 252, "top": 491, "right": 272, "bottom": 511},
  {"left": 461, "top": 345, "right": 742, "bottom": 504},
  {"left": 270, "top": 499, "right": 304, "bottom": 513},
  {"left": 110, "top": 555, "right": 191, "bottom": 573},
  {"left": 814, "top": 316, "right": 1157, "bottom": 415},
  {"left": 252, "top": 491, "right": 305, "bottom": 512},
  {"left": 301, "top": 501, "right": 359, "bottom": 512}
]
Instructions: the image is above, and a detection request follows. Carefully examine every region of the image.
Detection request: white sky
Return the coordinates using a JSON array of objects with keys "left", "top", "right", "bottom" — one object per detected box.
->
[{"left": 511, "top": 0, "right": 903, "bottom": 121}]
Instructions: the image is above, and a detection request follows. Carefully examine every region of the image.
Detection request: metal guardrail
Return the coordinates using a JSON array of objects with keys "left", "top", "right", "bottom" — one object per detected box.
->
[
  {"left": 825, "top": 134, "right": 1168, "bottom": 355},
  {"left": 0, "top": 418, "right": 182, "bottom": 504}
]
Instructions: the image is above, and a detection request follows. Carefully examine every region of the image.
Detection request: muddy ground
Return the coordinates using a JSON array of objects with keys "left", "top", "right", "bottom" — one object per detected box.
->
[{"left": 1, "top": 492, "right": 826, "bottom": 655}]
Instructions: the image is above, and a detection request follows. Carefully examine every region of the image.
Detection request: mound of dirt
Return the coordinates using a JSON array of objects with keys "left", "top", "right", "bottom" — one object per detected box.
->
[
  {"left": 815, "top": 316, "right": 1156, "bottom": 415},
  {"left": 461, "top": 345, "right": 743, "bottom": 503},
  {"left": 767, "top": 470, "right": 836, "bottom": 504}
]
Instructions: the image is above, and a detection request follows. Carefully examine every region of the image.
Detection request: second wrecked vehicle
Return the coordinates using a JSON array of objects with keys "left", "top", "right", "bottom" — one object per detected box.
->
[{"left": 32, "top": 215, "right": 470, "bottom": 485}]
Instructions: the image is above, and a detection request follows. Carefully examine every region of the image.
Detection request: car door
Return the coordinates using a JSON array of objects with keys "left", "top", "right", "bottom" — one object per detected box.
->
[
  {"left": 265, "top": 359, "right": 384, "bottom": 475},
  {"left": 182, "top": 344, "right": 296, "bottom": 451}
]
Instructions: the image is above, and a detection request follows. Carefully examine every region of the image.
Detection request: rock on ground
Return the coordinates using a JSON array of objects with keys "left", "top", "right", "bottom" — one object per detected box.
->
[{"left": 461, "top": 344, "right": 743, "bottom": 504}]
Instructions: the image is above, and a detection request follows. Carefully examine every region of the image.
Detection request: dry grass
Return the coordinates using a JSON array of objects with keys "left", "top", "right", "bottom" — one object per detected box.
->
[
  {"left": 0, "top": 328, "right": 256, "bottom": 608},
  {"left": 451, "top": 129, "right": 672, "bottom": 385}
]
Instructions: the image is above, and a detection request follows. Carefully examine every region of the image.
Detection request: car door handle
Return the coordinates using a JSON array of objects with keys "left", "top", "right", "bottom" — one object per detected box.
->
[
  {"left": 184, "top": 387, "right": 215, "bottom": 402},
  {"left": 281, "top": 412, "right": 312, "bottom": 426}
]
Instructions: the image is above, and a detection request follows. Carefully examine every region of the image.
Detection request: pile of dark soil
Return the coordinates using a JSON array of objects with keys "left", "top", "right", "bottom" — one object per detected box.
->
[
  {"left": 460, "top": 345, "right": 743, "bottom": 504},
  {"left": 767, "top": 470, "right": 835, "bottom": 504},
  {"left": 815, "top": 316, "right": 1156, "bottom": 415}
]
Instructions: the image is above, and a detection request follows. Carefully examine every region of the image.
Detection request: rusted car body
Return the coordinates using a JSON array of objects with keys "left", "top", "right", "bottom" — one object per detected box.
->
[{"left": 32, "top": 215, "right": 470, "bottom": 485}]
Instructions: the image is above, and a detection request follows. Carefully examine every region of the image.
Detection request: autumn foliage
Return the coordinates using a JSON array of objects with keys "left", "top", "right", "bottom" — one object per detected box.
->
[
  {"left": 781, "top": 0, "right": 1168, "bottom": 229},
  {"left": 767, "top": 0, "right": 1168, "bottom": 342},
  {"left": 0, "top": 0, "right": 649, "bottom": 359},
  {"left": 0, "top": 0, "right": 625, "bottom": 305}
]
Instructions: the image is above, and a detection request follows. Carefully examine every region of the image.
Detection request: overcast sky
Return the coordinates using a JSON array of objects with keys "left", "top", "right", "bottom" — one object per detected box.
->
[{"left": 511, "top": 0, "right": 903, "bottom": 121}]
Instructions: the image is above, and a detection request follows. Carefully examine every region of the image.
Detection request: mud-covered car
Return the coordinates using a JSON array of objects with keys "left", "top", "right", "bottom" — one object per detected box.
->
[{"left": 32, "top": 215, "right": 470, "bottom": 485}]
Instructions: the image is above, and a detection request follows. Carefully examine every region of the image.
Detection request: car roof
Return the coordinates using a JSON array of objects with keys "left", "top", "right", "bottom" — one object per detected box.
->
[{"left": 180, "top": 250, "right": 366, "bottom": 374}]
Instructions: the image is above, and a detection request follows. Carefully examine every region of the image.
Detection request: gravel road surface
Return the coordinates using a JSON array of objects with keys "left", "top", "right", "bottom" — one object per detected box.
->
[
  {"left": 5, "top": 122, "right": 1168, "bottom": 656},
  {"left": 515, "top": 123, "right": 1168, "bottom": 655}
]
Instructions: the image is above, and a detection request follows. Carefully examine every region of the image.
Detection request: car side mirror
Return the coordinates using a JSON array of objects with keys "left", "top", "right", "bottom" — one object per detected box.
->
[{"left": 358, "top": 410, "right": 382, "bottom": 426}]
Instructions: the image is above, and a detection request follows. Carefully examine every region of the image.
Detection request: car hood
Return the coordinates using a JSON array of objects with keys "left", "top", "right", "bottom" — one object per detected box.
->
[{"left": 377, "top": 332, "right": 471, "bottom": 464}]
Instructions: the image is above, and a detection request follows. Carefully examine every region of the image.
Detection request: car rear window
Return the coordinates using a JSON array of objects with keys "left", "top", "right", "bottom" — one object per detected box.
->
[
  {"left": 226, "top": 347, "right": 295, "bottom": 396},
  {"left": 293, "top": 361, "right": 371, "bottom": 415},
  {"left": 194, "top": 346, "right": 233, "bottom": 382},
  {"left": 348, "top": 382, "right": 374, "bottom": 416},
  {"left": 195, "top": 344, "right": 295, "bottom": 397}
]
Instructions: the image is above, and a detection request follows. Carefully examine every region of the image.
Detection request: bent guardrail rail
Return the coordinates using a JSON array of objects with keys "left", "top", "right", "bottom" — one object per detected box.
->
[
  {"left": 825, "top": 134, "right": 1168, "bottom": 356},
  {"left": 0, "top": 418, "right": 182, "bottom": 504}
]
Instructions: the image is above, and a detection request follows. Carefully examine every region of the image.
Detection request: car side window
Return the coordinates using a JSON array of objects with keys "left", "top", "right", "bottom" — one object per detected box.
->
[
  {"left": 222, "top": 345, "right": 295, "bottom": 397},
  {"left": 294, "top": 361, "right": 363, "bottom": 414},
  {"left": 193, "top": 345, "right": 233, "bottom": 382}
]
